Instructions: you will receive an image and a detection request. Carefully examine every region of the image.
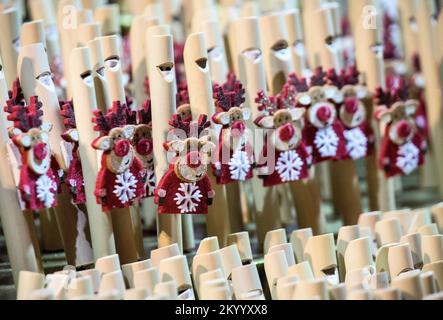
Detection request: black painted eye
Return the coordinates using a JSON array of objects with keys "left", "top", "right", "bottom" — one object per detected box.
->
[{"left": 158, "top": 62, "right": 174, "bottom": 72}]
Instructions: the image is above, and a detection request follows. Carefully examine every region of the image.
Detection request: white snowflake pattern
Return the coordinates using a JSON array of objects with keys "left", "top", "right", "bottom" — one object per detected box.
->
[
  {"left": 174, "top": 183, "right": 203, "bottom": 213},
  {"left": 113, "top": 170, "right": 138, "bottom": 204},
  {"left": 314, "top": 127, "right": 339, "bottom": 158},
  {"left": 36, "top": 175, "right": 56, "bottom": 208},
  {"left": 396, "top": 142, "right": 420, "bottom": 175},
  {"left": 229, "top": 150, "right": 251, "bottom": 181},
  {"left": 344, "top": 127, "right": 368, "bottom": 160},
  {"left": 276, "top": 150, "right": 304, "bottom": 182},
  {"left": 146, "top": 169, "right": 156, "bottom": 196}
]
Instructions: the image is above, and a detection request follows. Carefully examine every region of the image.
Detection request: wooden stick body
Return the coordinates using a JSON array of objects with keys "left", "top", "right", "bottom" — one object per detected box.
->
[
  {"left": 70, "top": 46, "right": 116, "bottom": 259},
  {"left": 147, "top": 30, "right": 183, "bottom": 251},
  {"left": 0, "top": 6, "right": 20, "bottom": 89}
]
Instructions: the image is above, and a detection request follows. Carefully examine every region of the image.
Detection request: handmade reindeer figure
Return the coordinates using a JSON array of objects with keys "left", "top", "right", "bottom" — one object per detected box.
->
[
  {"left": 92, "top": 101, "right": 145, "bottom": 212},
  {"left": 254, "top": 87, "right": 310, "bottom": 187},
  {"left": 326, "top": 66, "right": 375, "bottom": 161},
  {"left": 60, "top": 100, "right": 86, "bottom": 205},
  {"left": 134, "top": 100, "right": 156, "bottom": 198},
  {"left": 212, "top": 73, "right": 254, "bottom": 184},
  {"left": 5, "top": 89, "right": 60, "bottom": 211},
  {"left": 155, "top": 114, "right": 215, "bottom": 214},
  {"left": 374, "top": 78, "right": 426, "bottom": 177},
  {"left": 287, "top": 67, "right": 347, "bottom": 164}
]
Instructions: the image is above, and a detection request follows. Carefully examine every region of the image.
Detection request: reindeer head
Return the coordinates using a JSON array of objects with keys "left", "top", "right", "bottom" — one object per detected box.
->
[
  {"left": 133, "top": 100, "right": 154, "bottom": 169},
  {"left": 326, "top": 66, "right": 369, "bottom": 129},
  {"left": 165, "top": 115, "right": 215, "bottom": 183},
  {"left": 375, "top": 80, "right": 419, "bottom": 145},
  {"left": 288, "top": 67, "right": 339, "bottom": 129},
  {"left": 92, "top": 101, "right": 137, "bottom": 174},
  {"left": 5, "top": 94, "right": 53, "bottom": 175},
  {"left": 212, "top": 73, "right": 250, "bottom": 139},
  {"left": 255, "top": 90, "right": 305, "bottom": 152}
]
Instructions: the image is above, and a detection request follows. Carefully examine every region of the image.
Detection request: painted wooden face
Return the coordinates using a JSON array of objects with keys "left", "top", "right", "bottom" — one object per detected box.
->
[
  {"left": 336, "top": 85, "right": 368, "bottom": 129},
  {"left": 212, "top": 107, "right": 251, "bottom": 136},
  {"left": 255, "top": 108, "right": 305, "bottom": 152},
  {"left": 297, "top": 86, "right": 338, "bottom": 129},
  {"left": 377, "top": 100, "right": 419, "bottom": 145},
  {"left": 92, "top": 125, "right": 136, "bottom": 174},
  {"left": 165, "top": 136, "right": 215, "bottom": 183},
  {"left": 176, "top": 104, "right": 193, "bottom": 124},
  {"left": 10, "top": 124, "right": 53, "bottom": 175},
  {"left": 132, "top": 124, "right": 154, "bottom": 169}
]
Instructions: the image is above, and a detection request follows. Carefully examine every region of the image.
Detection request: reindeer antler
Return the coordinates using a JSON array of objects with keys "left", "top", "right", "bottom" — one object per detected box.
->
[
  {"left": 326, "top": 69, "right": 345, "bottom": 89},
  {"left": 287, "top": 73, "right": 309, "bottom": 93},
  {"left": 213, "top": 73, "right": 246, "bottom": 112},
  {"left": 374, "top": 86, "right": 392, "bottom": 107},
  {"left": 391, "top": 76, "right": 409, "bottom": 102},
  {"left": 5, "top": 96, "right": 43, "bottom": 132},
  {"left": 60, "top": 100, "right": 77, "bottom": 129},
  {"left": 255, "top": 90, "right": 279, "bottom": 116},
  {"left": 345, "top": 65, "right": 360, "bottom": 85},
  {"left": 138, "top": 99, "right": 152, "bottom": 125},
  {"left": 169, "top": 113, "right": 191, "bottom": 135},
  {"left": 278, "top": 85, "right": 297, "bottom": 109},
  {"left": 8, "top": 78, "right": 25, "bottom": 106},
  {"left": 176, "top": 82, "right": 190, "bottom": 107},
  {"left": 310, "top": 67, "right": 327, "bottom": 87}
]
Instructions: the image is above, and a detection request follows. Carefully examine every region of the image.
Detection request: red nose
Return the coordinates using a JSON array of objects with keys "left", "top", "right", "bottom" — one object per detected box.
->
[
  {"left": 34, "top": 143, "right": 48, "bottom": 161},
  {"left": 316, "top": 106, "right": 332, "bottom": 123},
  {"left": 279, "top": 123, "right": 295, "bottom": 142},
  {"left": 114, "top": 140, "right": 130, "bottom": 157},
  {"left": 344, "top": 98, "right": 359, "bottom": 114},
  {"left": 231, "top": 121, "right": 246, "bottom": 137},
  {"left": 136, "top": 139, "right": 153, "bottom": 156},
  {"left": 187, "top": 151, "right": 201, "bottom": 169},
  {"left": 397, "top": 120, "right": 412, "bottom": 139}
]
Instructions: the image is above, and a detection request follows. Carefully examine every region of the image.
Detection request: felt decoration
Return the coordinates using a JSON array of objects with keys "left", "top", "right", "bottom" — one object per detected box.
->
[
  {"left": 212, "top": 73, "right": 254, "bottom": 184},
  {"left": 92, "top": 101, "right": 145, "bottom": 212},
  {"left": 155, "top": 114, "right": 215, "bottom": 214},
  {"left": 254, "top": 88, "right": 311, "bottom": 187},
  {"left": 60, "top": 100, "right": 86, "bottom": 205},
  {"left": 286, "top": 67, "right": 347, "bottom": 164},
  {"left": 326, "top": 66, "right": 375, "bottom": 160},
  {"left": 374, "top": 78, "right": 426, "bottom": 178},
  {"left": 5, "top": 79, "right": 60, "bottom": 211}
]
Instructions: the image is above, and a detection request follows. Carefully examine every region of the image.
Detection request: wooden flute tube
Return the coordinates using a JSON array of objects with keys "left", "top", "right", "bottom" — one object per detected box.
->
[
  {"left": 183, "top": 32, "right": 231, "bottom": 246},
  {"left": 351, "top": 0, "right": 395, "bottom": 211},
  {"left": 57, "top": 0, "right": 83, "bottom": 100},
  {"left": 283, "top": 9, "right": 309, "bottom": 76},
  {"left": 259, "top": 12, "right": 295, "bottom": 95},
  {"left": 0, "top": 56, "right": 43, "bottom": 286},
  {"left": 16, "top": 41, "right": 63, "bottom": 253},
  {"left": 147, "top": 30, "right": 183, "bottom": 251},
  {"left": 130, "top": 15, "right": 160, "bottom": 231},
  {"left": 0, "top": 5, "right": 20, "bottom": 89},
  {"left": 130, "top": 15, "right": 160, "bottom": 106},
  {"left": 314, "top": 6, "right": 363, "bottom": 225},
  {"left": 416, "top": 0, "right": 443, "bottom": 198},
  {"left": 77, "top": 22, "right": 101, "bottom": 47},
  {"left": 94, "top": 4, "right": 120, "bottom": 36},
  {"left": 18, "top": 36, "right": 94, "bottom": 266},
  {"left": 70, "top": 46, "right": 116, "bottom": 259},
  {"left": 29, "top": 0, "right": 62, "bottom": 61},
  {"left": 88, "top": 37, "right": 111, "bottom": 113},
  {"left": 300, "top": 0, "right": 324, "bottom": 67},
  {"left": 96, "top": 34, "right": 145, "bottom": 263}
]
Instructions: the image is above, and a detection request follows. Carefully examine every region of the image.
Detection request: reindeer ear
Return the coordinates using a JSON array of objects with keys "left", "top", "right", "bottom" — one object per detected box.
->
[
  {"left": 333, "top": 90, "right": 344, "bottom": 104},
  {"left": 40, "top": 123, "right": 53, "bottom": 133},
  {"left": 212, "top": 112, "right": 230, "bottom": 125},
  {"left": 289, "top": 108, "right": 306, "bottom": 121},
  {"left": 355, "top": 85, "right": 369, "bottom": 99},
  {"left": 375, "top": 106, "right": 392, "bottom": 124},
  {"left": 8, "top": 127, "right": 22, "bottom": 138},
  {"left": 17, "top": 134, "right": 32, "bottom": 148},
  {"left": 242, "top": 108, "right": 251, "bottom": 121},
  {"left": 405, "top": 100, "right": 419, "bottom": 116},
  {"left": 67, "top": 129, "right": 79, "bottom": 142},
  {"left": 122, "top": 125, "right": 135, "bottom": 140},
  {"left": 297, "top": 93, "right": 311, "bottom": 106},
  {"left": 164, "top": 140, "right": 185, "bottom": 153},
  {"left": 255, "top": 115, "right": 274, "bottom": 129},
  {"left": 324, "top": 85, "right": 338, "bottom": 100},
  {"left": 92, "top": 136, "right": 112, "bottom": 151}
]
